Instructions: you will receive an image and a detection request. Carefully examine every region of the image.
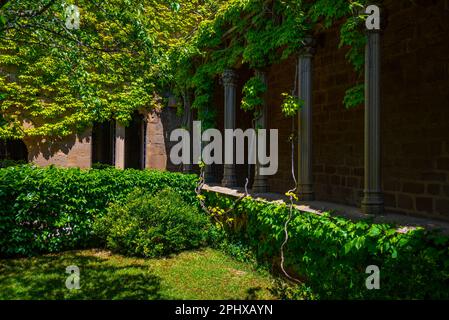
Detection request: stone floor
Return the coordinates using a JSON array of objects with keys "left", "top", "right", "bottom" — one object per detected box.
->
[{"left": 203, "top": 184, "right": 449, "bottom": 234}]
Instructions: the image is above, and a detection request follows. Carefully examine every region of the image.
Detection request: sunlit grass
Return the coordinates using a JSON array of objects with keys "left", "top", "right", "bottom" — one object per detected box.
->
[{"left": 0, "top": 248, "right": 277, "bottom": 300}]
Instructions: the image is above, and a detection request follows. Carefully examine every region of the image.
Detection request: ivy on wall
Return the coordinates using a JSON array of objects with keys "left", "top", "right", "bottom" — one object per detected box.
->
[
  {"left": 172, "top": 0, "right": 372, "bottom": 125},
  {"left": 0, "top": 0, "right": 374, "bottom": 138},
  {"left": 0, "top": 0, "right": 224, "bottom": 139}
]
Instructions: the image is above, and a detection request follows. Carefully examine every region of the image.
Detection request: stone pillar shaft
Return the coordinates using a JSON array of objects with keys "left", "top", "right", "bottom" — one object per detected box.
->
[
  {"left": 182, "top": 93, "right": 194, "bottom": 174},
  {"left": 362, "top": 31, "right": 384, "bottom": 214},
  {"left": 252, "top": 70, "right": 269, "bottom": 193},
  {"left": 221, "top": 68, "right": 238, "bottom": 188},
  {"left": 298, "top": 47, "right": 315, "bottom": 201},
  {"left": 115, "top": 122, "right": 126, "bottom": 169}
]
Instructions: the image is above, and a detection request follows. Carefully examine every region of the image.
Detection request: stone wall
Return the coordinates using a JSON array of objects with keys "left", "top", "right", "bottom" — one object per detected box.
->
[
  {"left": 269, "top": 0, "right": 449, "bottom": 220},
  {"left": 22, "top": 107, "right": 183, "bottom": 172},
  {"left": 222, "top": 0, "right": 449, "bottom": 220},
  {"left": 146, "top": 107, "right": 183, "bottom": 171},
  {"left": 17, "top": 1, "right": 449, "bottom": 220},
  {"left": 380, "top": 0, "right": 449, "bottom": 220},
  {"left": 24, "top": 129, "right": 92, "bottom": 169}
]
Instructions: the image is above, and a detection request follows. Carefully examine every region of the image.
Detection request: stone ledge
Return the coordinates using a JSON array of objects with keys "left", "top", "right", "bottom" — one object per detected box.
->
[{"left": 203, "top": 184, "right": 449, "bottom": 235}]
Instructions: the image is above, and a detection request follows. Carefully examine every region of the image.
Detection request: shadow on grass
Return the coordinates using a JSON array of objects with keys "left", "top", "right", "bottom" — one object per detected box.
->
[{"left": 0, "top": 250, "right": 164, "bottom": 300}]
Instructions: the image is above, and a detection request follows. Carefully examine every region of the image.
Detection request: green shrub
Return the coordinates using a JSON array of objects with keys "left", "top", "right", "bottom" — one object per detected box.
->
[
  {"left": 204, "top": 192, "right": 449, "bottom": 300},
  {"left": 0, "top": 165, "right": 198, "bottom": 257},
  {"left": 94, "top": 188, "right": 210, "bottom": 257}
]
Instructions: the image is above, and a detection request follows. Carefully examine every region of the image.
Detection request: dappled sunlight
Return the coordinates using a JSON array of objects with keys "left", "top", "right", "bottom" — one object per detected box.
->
[
  {"left": 0, "top": 248, "right": 276, "bottom": 300},
  {"left": 0, "top": 250, "right": 164, "bottom": 300}
]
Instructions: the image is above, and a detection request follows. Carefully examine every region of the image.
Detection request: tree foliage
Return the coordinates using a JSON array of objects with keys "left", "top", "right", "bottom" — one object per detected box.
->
[
  {"left": 172, "top": 0, "right": 370, "bottom": 126},
  {"left": 0, "top": 0, "right": 371, "bottom": 138},
  {"left": 0, "top": 0, "right": 222, "bottom": 138}
]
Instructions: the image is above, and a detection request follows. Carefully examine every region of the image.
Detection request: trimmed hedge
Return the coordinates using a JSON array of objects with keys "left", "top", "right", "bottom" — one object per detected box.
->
[
  {"left": 0, "top": 165, "right": 197, "bottom": 257},
  {"left": 204, "top": 192, "right": 449, "bottom": 300}
]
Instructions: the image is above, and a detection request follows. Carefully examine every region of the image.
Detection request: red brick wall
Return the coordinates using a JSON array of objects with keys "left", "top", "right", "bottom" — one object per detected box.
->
[
  {"left": 265, "top": 56, "right": 299, "bottom": 193},
  {"left": 380, "top": 0, "right": 449, "bottom": 220},
  {"left": 229, "top": 0, "right": 449, "bottom": 220}
]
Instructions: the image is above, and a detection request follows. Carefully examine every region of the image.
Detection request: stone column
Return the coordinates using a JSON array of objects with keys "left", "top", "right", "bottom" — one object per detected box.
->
[
  {"left": 251, "top": 70, "right": 269, "bottom": 193},
  {"left": 182, "top": 93, "right": 193, "bottom": 174},
  {"left": 221, "top": 68, "right": 238, "bottom": 188},
  {"left": 297, "top": 39, "right": 315, "bottom": 201},
  {"left": 115, "top": 122, "right": 126, "bottom": 169},
  {"left": 362, "top": 27, "right": 384, "bottom": 215},
  {"left": 204, "top": 161, "right": 217, "bottom": 184},
  {"left": 202, "top": 106, "right": 219, "bottom": 184},
  {"left": 142, "top": 116, "right": 148, "bottom": 169}
]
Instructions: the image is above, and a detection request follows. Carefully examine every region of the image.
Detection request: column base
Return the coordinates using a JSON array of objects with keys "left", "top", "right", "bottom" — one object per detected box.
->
[
  {"left": 222, "top": 165, "right": 237, "bottom": 188},
  {"left": 204, "top": 165, "right": 218, "bottom": 184},
  {"left": 361, "top": 192, "right": 384, "bottom": 215},
  {"left": 183, "top": 164, "right": 193, "bottom": 174},
  {"left": 251, "top": 177, "right": 269, "bottom": 193},
  {"left": 297, "top": 184, "right": 315, "bottom": 201}
]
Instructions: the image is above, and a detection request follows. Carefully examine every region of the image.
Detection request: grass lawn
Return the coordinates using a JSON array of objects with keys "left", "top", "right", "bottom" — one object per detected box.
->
[{"left": 0, "top": 248, "right": 277, "bottom": 300}]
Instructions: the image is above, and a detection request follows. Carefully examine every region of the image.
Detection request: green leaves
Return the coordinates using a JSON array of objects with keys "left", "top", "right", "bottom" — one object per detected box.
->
[
  {"left": 176, "top": 0, "right": 370, "bottom": 125},
  {"left": 241, "top": 76, "right": 267, "bottom": 112},
  {"left": 0, "top": 0, "right": 223, "bottom": 139},
  {"left": 94, "top": 188, "right": 209, "bottom": 258},
  {"left": 343, "top": 83, "right": 364, "bottom": 109},
  {"left": 0, "top": 165, "right": 199, "bottom": 257},
  {"left": 204, "top": 191, "right": 449, "bottom": 299},
  {"left": 281, "top": 93, "right": 303, "bottom": 117}
]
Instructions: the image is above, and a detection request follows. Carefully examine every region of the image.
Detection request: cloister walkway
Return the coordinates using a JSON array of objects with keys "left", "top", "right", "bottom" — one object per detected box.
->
[{"left": 204, "top": 185, "right": 449, "bottom": 235}]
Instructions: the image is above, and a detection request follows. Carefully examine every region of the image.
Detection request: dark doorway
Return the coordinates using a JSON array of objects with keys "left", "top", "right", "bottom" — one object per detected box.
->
[
  {"left": 92, "top": 120, "right": 115, "bottom": 166},
  {"left": 125, "top": 113, "right": 145, "bottom": 169},
  {"left": 0, "top": 139, "right": 28, "bottom": 162}
]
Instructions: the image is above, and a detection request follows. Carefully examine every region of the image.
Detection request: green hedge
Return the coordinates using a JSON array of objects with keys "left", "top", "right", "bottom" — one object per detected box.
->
[
  {"left": 0, "top": 165, "right": 197, "bottom": 257},
  {"left": 204, "top": 192, "right": 449, "bottom": 300},
  {"left": 2, "top": 165, "right": 448, "bottom": 299},
  {"left": 94, "top": 188, "right": 210, "bottom": 258}
]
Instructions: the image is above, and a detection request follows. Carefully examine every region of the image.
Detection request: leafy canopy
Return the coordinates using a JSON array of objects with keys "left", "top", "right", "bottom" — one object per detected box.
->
[
  {"left": 0, "top": 0, "right": 370, "bottom": 139},
  {"left": 0, "top": 0, "right": 222, "bottom": 139},
  {"left": 171, "top": 0, "right": 370, "bottom": 127}
]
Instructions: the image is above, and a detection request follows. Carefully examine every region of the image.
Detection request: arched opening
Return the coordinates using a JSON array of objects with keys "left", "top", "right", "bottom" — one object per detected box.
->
[
  {"left": 92, "top": 120, "right": 116, "bottom": 167},
  {"left": 125, "top": 112, "right": 146, "bottom": 169},
  {"left": 0, "top": 139, "right": 28, "bottom": 163}
]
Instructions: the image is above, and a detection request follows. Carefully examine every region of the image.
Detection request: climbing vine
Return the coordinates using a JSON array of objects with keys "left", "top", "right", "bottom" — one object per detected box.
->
[
  {"left": 0, "top": 0, "right": 225, "bottom": 139},
  {"left": 0, "top": 0, "right": 374, "bottom": 138},
  {"left": 241, "top": 76, "right": 267, "bottom": 112},
  {"left": 172, "top": 0, "right": 373, "bottom": 125}
]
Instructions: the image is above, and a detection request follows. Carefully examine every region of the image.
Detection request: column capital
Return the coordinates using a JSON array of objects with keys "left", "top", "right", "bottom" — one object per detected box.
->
[
  {"left": 299, "top": 36, "right": 316, "bottom": 57},
  {"left": 222, "top": 68, "right": 238, "bottom": 87}
]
